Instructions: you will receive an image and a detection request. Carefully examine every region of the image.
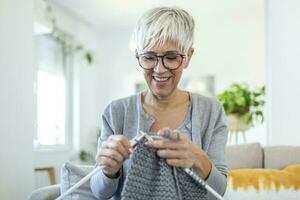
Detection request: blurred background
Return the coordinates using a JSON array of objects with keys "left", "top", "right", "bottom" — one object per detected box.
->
[{"left": 0, "top": 0, "right": 299, "bottom": 199}]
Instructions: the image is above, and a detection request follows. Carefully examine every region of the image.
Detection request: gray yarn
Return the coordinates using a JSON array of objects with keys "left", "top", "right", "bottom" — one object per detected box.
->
[{"left": 121, "top": 142, "right": 208, "bottom": 200}]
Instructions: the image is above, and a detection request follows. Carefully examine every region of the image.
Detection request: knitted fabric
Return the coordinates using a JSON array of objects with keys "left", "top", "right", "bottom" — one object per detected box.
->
[{"left": 121, "top": 142, "right": 208, "bottom": 200}]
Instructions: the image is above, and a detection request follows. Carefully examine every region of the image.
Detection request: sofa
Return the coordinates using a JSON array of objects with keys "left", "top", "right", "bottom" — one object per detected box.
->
[
  {"left": 28, "top": 143, "right": 300, "bottom": 200},
  {"left": 224, "top": 143, "right": 300, "bottom": 199}
]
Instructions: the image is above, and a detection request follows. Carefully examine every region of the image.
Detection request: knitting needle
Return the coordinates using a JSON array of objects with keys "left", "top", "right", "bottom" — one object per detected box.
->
[
  {"left": 184, "top": 168, "right": 225, "bottom": 200},
  {"left": 55, "top": 132, "right": 147, "bottom": 200}
]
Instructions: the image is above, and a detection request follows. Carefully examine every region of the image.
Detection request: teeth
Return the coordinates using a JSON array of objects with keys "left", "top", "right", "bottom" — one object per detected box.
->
[{"left": 154, "top": 77, "right": 169, "bottom": 81}]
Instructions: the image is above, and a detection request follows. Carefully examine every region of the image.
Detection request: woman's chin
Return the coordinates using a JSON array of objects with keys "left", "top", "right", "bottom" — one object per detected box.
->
[
  {"left": 150, "top": 88, "right": 175, "bottom": 99},
  {"left": 146, "top": 78, "right": 178, "bottom": 99}
]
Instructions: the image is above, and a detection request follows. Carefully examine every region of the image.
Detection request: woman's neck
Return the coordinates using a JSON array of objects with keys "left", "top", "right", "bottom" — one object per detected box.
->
[{"left": 143, "top": 89, "right": 188, "bottom": 111}]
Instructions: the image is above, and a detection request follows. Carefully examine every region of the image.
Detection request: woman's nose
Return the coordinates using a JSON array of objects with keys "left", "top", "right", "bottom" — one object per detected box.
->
[{"left": 153, "top": 58, "right": 168, "bottom": 73}]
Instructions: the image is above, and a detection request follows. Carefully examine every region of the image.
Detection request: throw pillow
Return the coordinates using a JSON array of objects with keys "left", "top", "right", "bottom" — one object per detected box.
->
[{"left": 60, "top": 162, "right": 96, "bottom": 200}]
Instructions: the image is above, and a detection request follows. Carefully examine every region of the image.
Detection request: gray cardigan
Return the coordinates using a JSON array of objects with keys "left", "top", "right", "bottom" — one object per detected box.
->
[{"left": 90, "top": 92, "right": 228, "bottom": 200}]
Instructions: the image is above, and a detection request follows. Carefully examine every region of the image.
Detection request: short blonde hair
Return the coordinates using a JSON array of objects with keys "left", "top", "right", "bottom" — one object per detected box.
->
[{"left": 131, "top": 7, "right": 195, "bottom": 54}]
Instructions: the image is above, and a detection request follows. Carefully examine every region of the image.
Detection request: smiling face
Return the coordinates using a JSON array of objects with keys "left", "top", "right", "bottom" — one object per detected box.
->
[
  {"left": 141, "top": 42, "right": 193, "bottom": 99},
  {"left": 132, "top": 7, "right": 195, "bottom": 100}
]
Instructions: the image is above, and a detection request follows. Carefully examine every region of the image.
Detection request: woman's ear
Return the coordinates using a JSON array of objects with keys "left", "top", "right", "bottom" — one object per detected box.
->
[{"left": 183, "top": 48, "right": 194, "bottom": 69}]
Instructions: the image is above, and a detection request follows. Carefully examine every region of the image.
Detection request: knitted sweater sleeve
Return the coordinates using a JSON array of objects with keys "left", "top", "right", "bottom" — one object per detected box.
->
[
  {"left": 90, "top": 103, "right": 121, "bottom": 199},
  {"left": 205, "top": 101, "right": 228, "bottom": 200}
]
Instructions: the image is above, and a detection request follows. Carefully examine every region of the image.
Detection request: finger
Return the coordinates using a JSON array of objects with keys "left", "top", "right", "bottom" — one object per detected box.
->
[
  {"left": 157, "top": 129, "right": 185, "bottom": 141},
  {"left": 146, "top": 139, "right": 181, "bottom": 149},
  {"left": 157, "top": 128, "right": 172, "bottom": 139},
  {"left": 106, "top": 135, "right": 131, "bottom": 154},
  {"left": 98, "top": 148, "right": 124, "bottom": 163},
  {"left": 166, "top": 158, "right": 185, "bottom": 167},
  {"left": 99, "top": 156, "right": 119, "bottom": 168},
  {"left": 110, "top": 135, "right": 131, "bottom": 150},
  {"left": 156, "top": 149, "right": 187, "bottom": 159},
  {"left": 103, "top": 140, "right": 130, "bottom": 158}
]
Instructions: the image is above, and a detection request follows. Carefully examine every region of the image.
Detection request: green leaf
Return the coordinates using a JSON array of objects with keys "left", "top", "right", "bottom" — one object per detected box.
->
[
  {"left": 85, "top": 52, "right": 93, "bottom": 64},
  {"left": 217, "top": 83, "right": 265, "bottom": 126}
]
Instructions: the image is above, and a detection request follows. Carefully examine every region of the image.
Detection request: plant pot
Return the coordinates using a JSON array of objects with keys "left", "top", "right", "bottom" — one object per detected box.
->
[{"left": 227, "top": 114, "right": 251, "bottom": 132}]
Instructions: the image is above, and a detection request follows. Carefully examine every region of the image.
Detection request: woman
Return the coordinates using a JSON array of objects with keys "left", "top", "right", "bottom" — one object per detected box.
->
[{"left": 91, "top": 6, "right": 228, "bottom": 200}]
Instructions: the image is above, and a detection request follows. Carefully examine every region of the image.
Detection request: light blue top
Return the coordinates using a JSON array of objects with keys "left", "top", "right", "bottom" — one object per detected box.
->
[{"left": 90, "top": 92, "right": 228, "bottom": 200}]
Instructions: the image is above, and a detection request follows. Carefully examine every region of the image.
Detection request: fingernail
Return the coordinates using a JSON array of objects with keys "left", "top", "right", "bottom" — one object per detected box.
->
[
  {"left": 162, "top": 128, "right": 172, "bottom": 138},
  {"left": 157, "top": 130, "right": 162, "bottom": 135},
  {"left": 144, "top": 141, "right": 151, "bottom": 146}
]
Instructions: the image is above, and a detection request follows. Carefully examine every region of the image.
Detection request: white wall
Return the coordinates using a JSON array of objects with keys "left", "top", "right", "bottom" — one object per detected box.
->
[
  {"left": 0, "top": 0, "right": 35, "bottom": 199},
  {"left": 266, "top": 0, "right": 300, "bottom": 145}
]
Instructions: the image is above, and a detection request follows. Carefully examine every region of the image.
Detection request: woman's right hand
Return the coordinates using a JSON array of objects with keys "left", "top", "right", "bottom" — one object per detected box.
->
[{"left": 95, "top": 135, "right": 131, "bottom": 178}]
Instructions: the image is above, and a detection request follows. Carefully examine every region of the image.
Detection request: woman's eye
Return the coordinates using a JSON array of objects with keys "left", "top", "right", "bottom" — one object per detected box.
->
[
  {"left": 165, "top": 55, "right": 178, "bottom": 60},
  {"left": 143, "top": 55, "right": 156, "bottom": 60}
]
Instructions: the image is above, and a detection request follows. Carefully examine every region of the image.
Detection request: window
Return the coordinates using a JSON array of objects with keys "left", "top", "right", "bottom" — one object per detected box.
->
[{"left": 34, "top": 33, "right": 70, "bottom": 150}]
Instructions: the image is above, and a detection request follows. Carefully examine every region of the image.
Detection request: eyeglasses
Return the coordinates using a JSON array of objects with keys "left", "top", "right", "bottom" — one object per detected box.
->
[{"left": 136, "top": 53, "right": 186, "bottom": 70}]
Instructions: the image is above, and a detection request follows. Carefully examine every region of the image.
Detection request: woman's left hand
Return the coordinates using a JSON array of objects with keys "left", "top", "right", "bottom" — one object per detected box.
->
[{"left": 145, "top": 129, "right": 212, "bottom": 180}]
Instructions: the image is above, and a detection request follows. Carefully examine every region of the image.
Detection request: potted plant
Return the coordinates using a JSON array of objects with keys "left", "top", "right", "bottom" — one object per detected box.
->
[{"left": 217, "top": 83, "right": 265, "bottom": 132}]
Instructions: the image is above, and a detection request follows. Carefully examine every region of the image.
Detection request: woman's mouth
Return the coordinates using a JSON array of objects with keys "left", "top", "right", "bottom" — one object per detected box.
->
[{"left": 153, "top": 76, "right": 171, "bottom": 82}]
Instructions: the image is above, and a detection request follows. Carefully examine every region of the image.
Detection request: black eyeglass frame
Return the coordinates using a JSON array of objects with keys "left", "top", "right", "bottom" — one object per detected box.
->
[{"left": 136, "top": 53, "right": 186, "bottom": 71}]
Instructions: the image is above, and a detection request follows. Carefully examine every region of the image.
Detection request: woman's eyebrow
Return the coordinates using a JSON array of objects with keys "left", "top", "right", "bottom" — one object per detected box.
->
[
  {"left": 143, "top": 50, "right": 180, "bottom": 54},
  {"left": 164, "top": 50, "right": 180, "bottom": 54}
]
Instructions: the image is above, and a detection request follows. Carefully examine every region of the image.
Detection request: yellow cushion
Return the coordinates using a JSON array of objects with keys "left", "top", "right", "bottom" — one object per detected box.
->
[{"left": 227, "top": 164, "right": 300, "bottom": 192}]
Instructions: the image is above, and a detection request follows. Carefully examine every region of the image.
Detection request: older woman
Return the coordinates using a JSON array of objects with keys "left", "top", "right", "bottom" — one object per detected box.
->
[{"left": 91, "top": 6, "right": 228, "bottom": 200}]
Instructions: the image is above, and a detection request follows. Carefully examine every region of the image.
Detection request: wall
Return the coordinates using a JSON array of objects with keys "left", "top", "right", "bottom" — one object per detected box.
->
[
  {"left": 266, "top": 0, "right": 300, "bottom": 145},
  {"left": 0, "top": 0, "right": 35, "bottom": 199}
]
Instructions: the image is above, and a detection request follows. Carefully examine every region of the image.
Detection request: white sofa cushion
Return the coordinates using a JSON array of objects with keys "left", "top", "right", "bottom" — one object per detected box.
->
[
  {"left": 264, "top": 146, "right": 300, "bottom": 169},
  {"left": 225, "top": 143, "right": 263, "bottom": 169},
  {"left": 60, "top": 162, "right": 96, "bottom": 200},
  {"left": 28, "top": 184, "right": 60, "bottom": 200}
]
